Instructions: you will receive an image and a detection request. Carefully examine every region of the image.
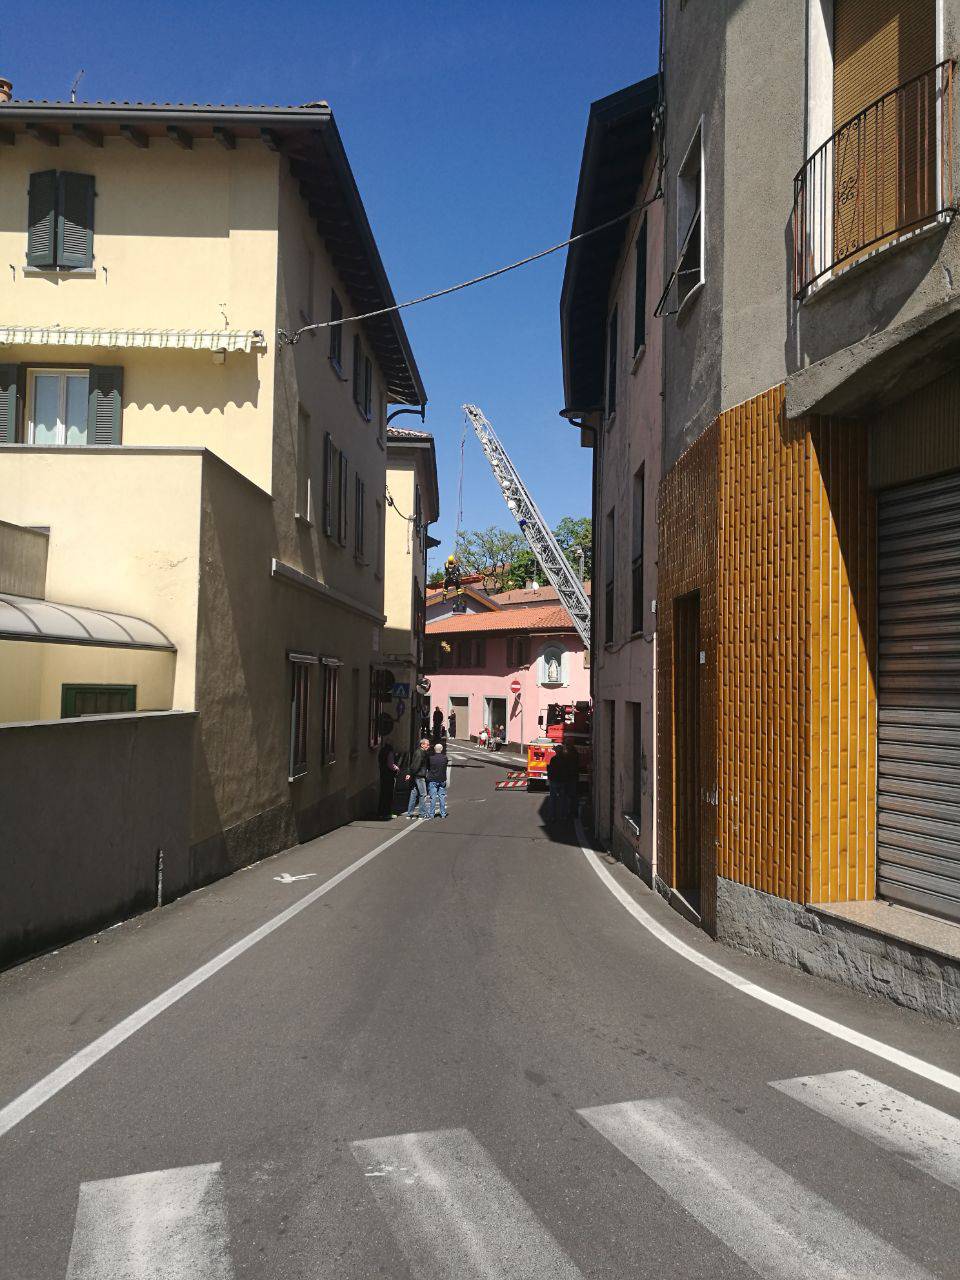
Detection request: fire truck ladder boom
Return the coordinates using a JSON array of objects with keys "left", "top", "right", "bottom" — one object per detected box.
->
[{"left": 462, "top": 404, "right": 592, "bottom": 648}]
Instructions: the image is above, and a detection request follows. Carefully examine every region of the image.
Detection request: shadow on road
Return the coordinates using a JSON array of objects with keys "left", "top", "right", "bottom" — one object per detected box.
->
[{"left": 534, "top": 793, "right": 585, "bottom": 849}]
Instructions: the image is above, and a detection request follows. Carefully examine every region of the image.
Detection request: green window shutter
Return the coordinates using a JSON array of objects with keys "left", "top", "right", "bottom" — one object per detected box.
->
[
  {"left": 87, "top": 366, "right": 123, "bottom": 445},
  {"left": 57, "top": 172, "right": 95, "bottom": 269},
  {"left": 27, "top": 170, "right": 58, "bottom": 267},
  {"left": 0, "top": 365, "right": 19, "bottom": 443}
]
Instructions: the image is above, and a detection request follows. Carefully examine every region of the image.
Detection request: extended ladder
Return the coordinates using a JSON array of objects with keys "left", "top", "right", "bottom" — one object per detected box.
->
[{"left": 462, "top": 404, "right": 591, "bottom": 647}]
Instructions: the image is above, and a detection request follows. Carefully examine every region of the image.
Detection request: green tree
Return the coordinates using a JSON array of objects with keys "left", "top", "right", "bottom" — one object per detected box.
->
[
  {"left": 454, "top": 526, "right": 527, "bottom": 592},
  {"left": 554, "top": 515, "right": 592, "bottom": 581}
]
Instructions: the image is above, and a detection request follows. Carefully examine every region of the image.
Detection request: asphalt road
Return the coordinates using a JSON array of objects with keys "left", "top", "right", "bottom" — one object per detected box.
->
[{"left": 2, "top": 749, "right": 960, "bottom": 1278}]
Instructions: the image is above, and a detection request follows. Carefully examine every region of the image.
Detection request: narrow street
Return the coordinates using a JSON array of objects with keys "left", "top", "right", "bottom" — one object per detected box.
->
[{"left": 2, "top": 750, "right": 960, "bottom": 1279}]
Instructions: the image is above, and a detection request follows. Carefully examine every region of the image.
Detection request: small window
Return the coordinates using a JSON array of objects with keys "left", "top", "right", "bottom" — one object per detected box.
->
[
  {"left": 323, "top": 432, "right": 335, "bottom": 537},
  {"left": 329, "top": 292, "right": 343, "bottom": 371},
  {"left": 631, "top": 465, "right": 645, "bottom": 634},
  {"left": 296, "top": 405, "right": 312, "bottom": 522},
  {"left": 474, "top": 638, "right": 486, "bottom": 668},
  {"left": 27, "top": 170, "right": 95, "bottom": 270},
  {"left": 605, "top": 507, "right": 616, "bottom": 643},
  {"left": 288, "top": 653, "right": 317, "bottom": 780},
  {"left": 352, "top": 335, "right": 363, "bottom": 409},
  {"left": 354, "top": 475, "right": 366, "bottom": 560},
  {"left": 363, "top": 355, "right": 373, "bottom": 420},
  {"left": 28, "top": 368, "right": 89, "bottom": 446},
  {"left": 338, "top": 452, "right": 349, "bottom": 546},
  {"left": 677, "top": 123, "right": 704, "bottom": 309},
  {"left": 61, "top": 684, "right": 135, "bottom": 718},
  {"left": 517, "top": 637, "right": 528, "bottom": 666},
  {"left": 633, "top": 217, "right": 648, "bottom": 354},
  {"left": 606, "top": 308, "right": 618, "bottom": 418},
  {"left": 321, "top": 659, "right": 340, "bottom": 764}
]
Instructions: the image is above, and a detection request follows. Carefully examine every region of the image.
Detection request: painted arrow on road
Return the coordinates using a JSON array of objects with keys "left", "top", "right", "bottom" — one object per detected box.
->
[{"left": 274, "top": 872, "right": 317, "bottom": 884}]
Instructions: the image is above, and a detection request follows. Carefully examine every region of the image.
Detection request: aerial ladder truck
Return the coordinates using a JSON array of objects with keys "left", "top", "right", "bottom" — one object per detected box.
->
[{"left": 461, "top": 405, "right": 592, "bottom": 789}]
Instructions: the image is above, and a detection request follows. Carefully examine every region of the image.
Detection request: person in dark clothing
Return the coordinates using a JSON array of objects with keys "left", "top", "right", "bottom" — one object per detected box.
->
[
  {"left": 546, "top": 749, "right": 567, "bottom": 821},
  {"left": 432, "top": 707, "right": 444, "bottom": 740},
  {"left": 377, "top": 739, "right": 400, "bottom": 818},
  {"left": 448, "top": 709, "right": 457, "bottom": 738},
  {"left": 561, "top": 743, "right": 581, "bottom": 820},
  {"left": 404, "top": 738, "right": 431, "bottom": 818},
  {"left": 427, "top": 743, "right": 449, "bottom": 818}
]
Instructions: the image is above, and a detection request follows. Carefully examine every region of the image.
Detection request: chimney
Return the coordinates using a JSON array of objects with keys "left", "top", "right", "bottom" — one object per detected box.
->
[{"left": 0, "top": 79, "right": 12, "bottom": 105}]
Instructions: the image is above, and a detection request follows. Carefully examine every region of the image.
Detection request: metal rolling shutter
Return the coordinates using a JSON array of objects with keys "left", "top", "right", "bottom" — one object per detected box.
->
[
  {"left": 834, "top": 0, "right": 935, "bottom": 126},
  {"left": 877, "top": 471, "right": 960, "bottom": 923}
]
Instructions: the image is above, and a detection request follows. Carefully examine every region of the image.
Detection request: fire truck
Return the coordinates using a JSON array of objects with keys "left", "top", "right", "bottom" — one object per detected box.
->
[{"left": 526, "top": 702, "right": 592, "bottom": 790}]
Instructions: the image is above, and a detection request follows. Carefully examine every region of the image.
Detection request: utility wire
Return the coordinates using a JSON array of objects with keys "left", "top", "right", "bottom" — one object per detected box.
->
[{"left": 278, "top": 193, "right": 662, "bottom": 345}]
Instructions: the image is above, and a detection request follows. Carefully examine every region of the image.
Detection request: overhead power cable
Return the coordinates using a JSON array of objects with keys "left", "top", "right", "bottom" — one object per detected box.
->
[{"left": 277, "top": 192, "right": 662, "bottom": 345}]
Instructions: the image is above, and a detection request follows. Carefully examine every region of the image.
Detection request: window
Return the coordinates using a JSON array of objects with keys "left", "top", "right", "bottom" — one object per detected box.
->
[
  {"left": 633, "top": 217, "right": 648, "bottom": 354},
  {"left": 350, "top": 666, "right": 360, "bottom": 757},
  {"left": 321, "top": 658, "right": 340, "bottom": 765},
  {"left": 630, "top": 701, "right": 644, "bottom": 822},
  {"left": 354, "top": 474, "right": 366, "bottom": 560},
  {"left": 605, "top": 308, "right": 618, "bottom": 418},
  {"left": 329, "top": 291, "right": 343, "bottom": 371},
  {"left": 61, "top": 684, "right": 135, "bottom": 718},
  {"left": 631, "top": 465, "right": 645, "bottom": 634},
  {"left": 605, "top": 507, "right": 616, "bottom": 644},
  {"left": 506, "top": 636, "right": 529, "bottom": 667},
  {"left": 362, "top": 355, "right": 373, "bottom": 420},
  {"left": 352, "top": 335, "right": 363, "bottom": 410},
  {"left": 18, "top": 365, "right": 122, "bottom": 447},
  {"left": 288, "top": 653, "right": 317, "bottom": 781},
  {"left": 474, "top": 638, "right": 486, "bottom": 669},
  {"left": 375, "top": 499, "right": 385, "bottom": 579},
  {"left": 27, "top": 170, "right": 95, "bottom": 270},
  {"left": 338, "top": 451, "right": 349, "bottom": 545},
  {"left": 323, "top": 432, "right": 335, "bottom": 537},
  {"left": 296, "top": 405, "right": 312, "bottom": 522},
  {"left": 677, "top": 123, "right": 704, "bottom": 309}
]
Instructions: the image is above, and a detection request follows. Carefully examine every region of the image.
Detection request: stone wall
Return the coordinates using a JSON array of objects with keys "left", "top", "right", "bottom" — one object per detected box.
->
[{"left": 716, "top": 877, "right": 960, "bottom": 1025}]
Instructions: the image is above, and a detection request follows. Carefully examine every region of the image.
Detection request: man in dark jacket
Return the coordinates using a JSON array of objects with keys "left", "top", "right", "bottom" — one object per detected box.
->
[
  {"left": 377, "top": 738, "right": 400, "bottom": 818},
  {"left": 404, "top": 738, "right": 431, "bottom": 819},
  {"left": 561, "top": 743, "right": 581, "bottom": 821},
  {"left": 427, "top": 743, "right": 449, "bottom": 818},
  {"left": 546, "top": 749, "right": 567, "bottom": 822}
]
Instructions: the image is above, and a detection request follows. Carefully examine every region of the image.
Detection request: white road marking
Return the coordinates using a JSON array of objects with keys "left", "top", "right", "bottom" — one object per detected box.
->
[
  {"left": 65, "top": 1162, "right": 233, "bottom": 1279},
  {"left": 575, "top": 820, "right": 960, "bottom": 1098},
  {"left": 772, "top": 1069, "right": 960, "bottom": 1191},
  {"left": 273, "top": 872, "right": 317, "bottom": 884},
  {"left": 0, "top": 823, "right": 420, "bottom": 1141},
  {"left": 351, "top": 1127, "right": 585, "bottom": 1280},
  {"left": 579, "top": 1098, "right": 933, "bottom": 1280}
]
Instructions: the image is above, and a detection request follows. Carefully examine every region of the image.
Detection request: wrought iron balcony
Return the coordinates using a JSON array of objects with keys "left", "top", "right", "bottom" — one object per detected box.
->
[{"left": 792, "top": 61, "right": 955, "bottom": 297}]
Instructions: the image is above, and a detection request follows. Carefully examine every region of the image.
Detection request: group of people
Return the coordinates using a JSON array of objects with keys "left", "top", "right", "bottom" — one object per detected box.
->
[
  {"left": 546, "top": 744, "right": 581, "bottom": 822},
  {"left": 377, "top": 735, "right": 449, "bottom": 820},
  {"left": 477, "top": 723, "right": 505, "bottom": 751}
]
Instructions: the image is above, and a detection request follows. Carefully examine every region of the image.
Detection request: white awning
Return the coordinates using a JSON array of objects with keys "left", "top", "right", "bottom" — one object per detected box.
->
[
  {"left": 0, "top": 592, "right": 175, "bottom": 650},
  {"left": 0, "top": 325, "right": 265, "bottom": 353}
]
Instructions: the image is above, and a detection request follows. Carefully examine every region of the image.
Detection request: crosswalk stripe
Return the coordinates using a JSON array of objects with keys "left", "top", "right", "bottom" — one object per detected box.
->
[
  {"left": 578, "top": 1098, "right": 934, "bottom": 1280},
  {"left": 771, "top": 1069, "right": 960, "bottom": 1192},
  {"left": 351, "top": 1127, "right": 585, "bottom": 1280},
  {"left": 65, "top": 1162, "right": 234, "bottom": 1279}
]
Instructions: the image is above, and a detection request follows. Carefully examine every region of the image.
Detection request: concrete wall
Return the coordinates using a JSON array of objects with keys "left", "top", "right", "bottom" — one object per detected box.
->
[
  {"left": 0, "top": 448, "right": 202, "bottom": 708},
  {"left": 0, "top": 136, "right": 279, "bottom": 490},
  {"left": 592, "top": 147, "right": 662, "bottom": 877},
  {"left": 0, "top": 519, "right": 47, "bottom": 596},
  {"left": 0, "top": 710, "right": 195, "bottom": 967},
  {"left": 0, "top": 639, "right": 175, "bottom": 723}
]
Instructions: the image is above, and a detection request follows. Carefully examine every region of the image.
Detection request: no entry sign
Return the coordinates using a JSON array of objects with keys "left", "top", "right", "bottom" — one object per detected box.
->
[{"left": 509, "top": 679, "right": 522, "bottom": 695}]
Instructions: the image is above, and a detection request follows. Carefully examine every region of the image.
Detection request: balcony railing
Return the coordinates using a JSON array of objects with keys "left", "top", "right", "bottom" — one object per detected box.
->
[{"left": 793, "top": 60, "right": 955, "bottom": 296}]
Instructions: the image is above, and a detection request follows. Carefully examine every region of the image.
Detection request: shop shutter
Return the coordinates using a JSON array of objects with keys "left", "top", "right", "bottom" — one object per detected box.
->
[
  {"left": 26, "top": 170, "right": 57, "bottom": 267},
  {"left": 0, "top": 365, "right": 18, "bottom": 443},
  {"left": 56, "top": 172, "right": 95, "bottom": 269},
  {"left": 877, "top": 471, "right": 960, "bottom": 924},
  {"left": 87, "top": 366, "right": 123, "bottom": 445}
]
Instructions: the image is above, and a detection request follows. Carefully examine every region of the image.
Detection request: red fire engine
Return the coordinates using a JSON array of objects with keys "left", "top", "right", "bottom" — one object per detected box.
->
[{"left": 525, "top": 701, "right": 592, "bottom": 790}]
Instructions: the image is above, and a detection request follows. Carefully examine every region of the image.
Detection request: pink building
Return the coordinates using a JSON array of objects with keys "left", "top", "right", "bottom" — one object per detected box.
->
[{"left": 424, "top": 603, "right": 590, "bottom": 748}]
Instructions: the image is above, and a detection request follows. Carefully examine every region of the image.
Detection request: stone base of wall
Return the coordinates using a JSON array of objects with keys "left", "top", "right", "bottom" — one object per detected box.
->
[
  {"left": 611, "top": 824, "right": 653, "bottom": 888},
  {"left": 716, "top": 877, "right": 960, "bottom": 1025}
]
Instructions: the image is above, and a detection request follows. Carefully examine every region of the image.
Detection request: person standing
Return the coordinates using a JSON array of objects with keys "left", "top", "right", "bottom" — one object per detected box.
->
[
  {"left": 377, "top": 738, "right": 400, "bottom": 819},
  {"left": 427, "top": 742, "right": 449, "bottom": 819},
  {"left": 546, "top": 748, "right": 566, "bottom": 822},
  {"left": 432, "top": 706, "right": 444, "bottom": 742},
  {"left": 562, "top": 743, "right": 581, "bottom": 820},
  {"left": 405, "top": 738, "right": 431, "bottom": 819},
  {"left": 448, "top": 708, "right": 457, "bottom": 739}
]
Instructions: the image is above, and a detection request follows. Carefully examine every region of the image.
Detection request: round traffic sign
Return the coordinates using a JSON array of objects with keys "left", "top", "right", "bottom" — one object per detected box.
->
[{"left": 509, "top": 679, "right": 522, "bottom": 695}]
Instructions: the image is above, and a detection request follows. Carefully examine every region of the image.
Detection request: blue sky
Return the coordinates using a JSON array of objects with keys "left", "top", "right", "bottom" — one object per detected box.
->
[{"left": 4, "top": 0, "right": 660, "bottom": 567}]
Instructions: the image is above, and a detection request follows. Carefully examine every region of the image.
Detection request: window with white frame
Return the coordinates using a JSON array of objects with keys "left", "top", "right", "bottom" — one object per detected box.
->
[
  {"left": 321, "top": 658, "right": 340, "bottom": 765},
  {"left": 288, "top": 652, "right": 317, "bottom": 781},
  {"left": 677, "top": 122, "right": 704, "bottom": 309},
  {"left": 27, "top": 368, "right": 90, "bottom": 446}
]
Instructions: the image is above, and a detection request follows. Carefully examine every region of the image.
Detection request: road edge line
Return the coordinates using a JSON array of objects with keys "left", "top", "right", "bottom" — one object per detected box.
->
[
  {"left": 575, "top": 818, "right": 960, "bottom": 1098},
  {"left": 0, "top": 820, "right": 422, "bottom": 1140}
]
